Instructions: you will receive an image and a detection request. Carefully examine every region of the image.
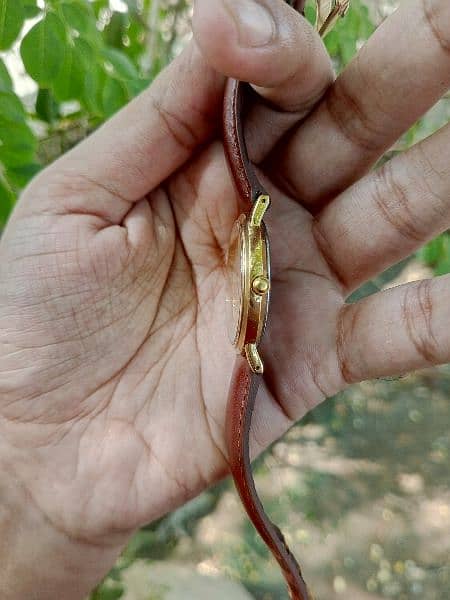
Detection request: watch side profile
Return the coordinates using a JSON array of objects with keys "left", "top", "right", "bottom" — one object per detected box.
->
[
  {"left": 226, "top": 194, "right": 271, "bottom": 372},
  {"left": 223, "top": 1, "right": 312, "bottom": 598}
]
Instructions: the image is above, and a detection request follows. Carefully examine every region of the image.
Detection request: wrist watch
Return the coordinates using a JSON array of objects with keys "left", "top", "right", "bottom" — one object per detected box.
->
[{"left": 223, "top": 1, "right": 312, "bottom": 599}]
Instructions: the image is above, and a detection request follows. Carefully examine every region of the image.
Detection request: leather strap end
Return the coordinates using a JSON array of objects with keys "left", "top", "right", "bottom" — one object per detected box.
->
[{"left": 226, "top": 356, "right": 311, "bottom": 600}]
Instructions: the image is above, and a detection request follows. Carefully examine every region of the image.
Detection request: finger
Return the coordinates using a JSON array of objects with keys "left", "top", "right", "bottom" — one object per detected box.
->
[
  {"left": 337, "top": 276, "right": 450, "bottom": 384},
  {"left": 29, "top": 0, "right": 333, "bottom": 226},
  {"left": 24, "top": 41, "right": 225, "bottom": 224},
  {"left": 313, "top": 120, "right": 450, "bottom": 294},
  {"left": 193, "top": 0, "right": 334, "bottom": 112},
  {"left": 271, "top": 0, "right": 450, "bottom": 209}
]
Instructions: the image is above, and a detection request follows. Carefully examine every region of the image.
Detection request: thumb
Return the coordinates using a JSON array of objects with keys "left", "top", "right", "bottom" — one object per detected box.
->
[{"left": 192, "top": 0, "right": 333, "bottom": 112}]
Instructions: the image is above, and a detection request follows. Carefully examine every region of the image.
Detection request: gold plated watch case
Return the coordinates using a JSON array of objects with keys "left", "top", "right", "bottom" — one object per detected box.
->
[{"left": 227, "top": 194, "right": 271, "bottom": 374}]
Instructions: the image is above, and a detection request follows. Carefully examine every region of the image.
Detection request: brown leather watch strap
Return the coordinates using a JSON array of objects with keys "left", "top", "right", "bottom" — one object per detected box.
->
[
  {"left": 223, "top": 79, "right": 267, "bottom": 206},
  {"left": 223, "top": 1, "right": 311, "bottom": 598},
  {"left": 225, "top": 357, "right": 311, "bottom": 600}
]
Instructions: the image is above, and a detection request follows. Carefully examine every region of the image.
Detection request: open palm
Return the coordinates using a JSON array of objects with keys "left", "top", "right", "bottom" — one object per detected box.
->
[{"left": 1, "top": 0, "right": 450, "bottom": 593}]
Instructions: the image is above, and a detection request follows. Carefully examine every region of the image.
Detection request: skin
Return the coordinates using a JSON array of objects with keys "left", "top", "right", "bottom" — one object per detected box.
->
[{"left": 1, "top": 0, "right": 450, "bottom": 597}]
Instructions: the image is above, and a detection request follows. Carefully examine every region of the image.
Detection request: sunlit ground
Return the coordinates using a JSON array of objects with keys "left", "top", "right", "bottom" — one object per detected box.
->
[
  {"left": 114, "top": 362, "right": 450, "bottom": 600},
  {"left": 190, "top": 367, "right": 450, "bottom": 599}
]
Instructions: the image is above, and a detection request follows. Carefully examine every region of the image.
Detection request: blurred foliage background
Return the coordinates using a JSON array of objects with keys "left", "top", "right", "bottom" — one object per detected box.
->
[{"left": 0, "top": 0, "right": 449, "bottom": 598}]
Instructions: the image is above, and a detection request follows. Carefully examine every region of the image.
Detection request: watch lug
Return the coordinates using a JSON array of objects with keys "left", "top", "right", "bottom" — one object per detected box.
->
[
  {"left": 245, "top": 343, "right": 264, "bottom": 374},
  {"left": 250, "top": 194, "right": 270, "bottom": 227}
]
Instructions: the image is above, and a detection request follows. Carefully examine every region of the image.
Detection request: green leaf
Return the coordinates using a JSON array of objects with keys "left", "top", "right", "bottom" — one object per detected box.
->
[
  {"left": 20, "top": 13, "right": 66, "bottom": 85},
  {"left": 0, "top": 0, "right": 25, "bottom": 50},
  {"left": 359, "top": 4, "right": 375, "bottom": 38},
  {"left": 418, "top": 234, "right": 450, "bottom": 276},
  {"left": 0, "top": 120, "right": 37, "bottom": 167},
  {"left": 82, "top": 61, "right": 107, "bottom": 116},
  {"left": 102, "top": 47, "right": 139, "bottom": 80},
  {"left": 99, "top": 588, "right": 124, "bottom": 600},
  {"left": 125, "top": 19, "right": 146, "bottom": 60},
  {"left": 106, "top": 566, "right": 123, "bottom": 583},
  {"left": 324, "top": 29, "right": 339, "bottom": 56},
  {"left": 103, "top": 11, "right": 128, "bottom": 48},
  {"left": 22, "top": 0, "right": 40, "bottom": 19},
  {"left": 339, "top": 34, "right": 357, "bottom": 64},
  {"left": 60, "top": 0, "right": 99, "bottom": 40},
  {"left": 0, "top": 176, "right": 14, "bottom": 226},
  {"left": 420, "top": 237, "right": 442, "bottom": 266},
  {"left": 60, "top": 0, "right": 91, "bottom": 31},
  {"left": 123, "top": 0, "right": 139, "bottom": 14},
  {"left": 304, "top": 2, "right": 316, "bottom": 27},
  {"left": 436, "top": 256, "right": 450, "bottom": 276},
  {"left": 102, "top": 77, "right": 127, "bottom": 117},
  {"left": 90, "top": 582, "right": 124, "bottom": 600},
  {"left": 101, "top": 47, "right": 145, "bottom": 99},
  {"left": 125, "top": 76, "right": 150, "bottom": 98},
  {"left": 36, "top": 88, "right": 60, "bottom": 123},
  {"left": 91, "top": 0, "right": 109, "bottom": 19},
  {"left": 6, "top": 163, "right": 41, "bottom": 188},
  {"left": 0, "top": 57, "right": 12, "bottom": 91},
  {"left": 52, "top": 38, "right": 94, "bottom": 102},
  {"left": 0, "top": 89, "right": 37, "bottom": 173},
  {"left": 0, "top": 90, "right": 26, "bottom": 122}
]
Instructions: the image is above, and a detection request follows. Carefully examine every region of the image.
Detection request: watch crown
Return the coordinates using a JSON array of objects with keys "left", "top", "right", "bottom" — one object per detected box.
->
[{"left": 252, "top": 276, "right": 270, "bottom": 295}]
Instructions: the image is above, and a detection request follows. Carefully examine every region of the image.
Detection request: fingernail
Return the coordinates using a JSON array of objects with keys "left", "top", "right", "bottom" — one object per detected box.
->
[{"left": 225, "top": 0, "right": 276, "bottom": 47}]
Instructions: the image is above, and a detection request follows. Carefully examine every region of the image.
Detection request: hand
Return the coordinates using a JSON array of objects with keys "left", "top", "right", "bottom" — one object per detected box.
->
[{"left": 1, "top": 0, "right": 450, "bottom": 597}]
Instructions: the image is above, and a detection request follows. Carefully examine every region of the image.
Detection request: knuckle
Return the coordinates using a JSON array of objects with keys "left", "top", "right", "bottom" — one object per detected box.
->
[
  {"left": 402, "top": 279, "right": 441, "bottom": 364},
  {"left": 150, "top": 92, "right": 201, "bottom": 154},
  {"left": 27, "top": 167, "right": 90, "bottom": 204},
  {"left": 325, "top": 59, "right": 386, "bottom": 152},
  {"left": 336, "top": 303, "right": 363, "bottom": 385},
  {"left": 372, "top": 162, "right": 425, "bottom": 244},
  {"left": 312, "top": 219, "right": 350, "bottom": 292},
  {"left": 422, "top": 0, "right": 450, "bottom": 54},
  {"left": 413, "top": 145, "right": 450, "bottom": 219}
]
